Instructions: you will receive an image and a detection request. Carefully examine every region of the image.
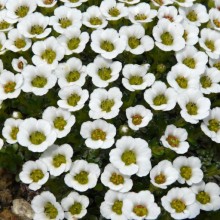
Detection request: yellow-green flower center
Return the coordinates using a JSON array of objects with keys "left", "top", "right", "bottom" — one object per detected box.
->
[
  {"left": 100, "top": 99, "right": 115, "bottom": 112},
  {"left": 182, "top": 57, "right": 196, "bottom": 69},
  {"left": 200, "top": 75, "right": 212, "bottom": 88},
  {"left": 41, "top": 49, "right": 56, "bottom": 64},
  {"left": 30, "top": 25, "right": 44, "bottom": 35},
  {"left": 180, "top": 166, "right": 192, "bottom": 180},
  {"left": 153, "top": 94, "right": 167, "bottom": 106},
  {"left": 132, "top": 114, "right": 143, "bottom": 125},
  {"left": 4, "top": 81, "right": 16, "bottom": 93},
  {"left": 29, "top": 131, "right": 46, "bottom": 145},
  {"left": 69, "top": 0, "right": 79, "bottom": 2},
  {"left": 213, "top": 19, "right": 220, "bottom": 28},
  {"left": 196, "top": 191, "right": 211, "bottom": 204},
  {"left": 59, "top": 18, "right": 72, "bottom": 29},
  {"left": 166, "top": 135, "right": 180, "bottom": 147},
  {"left": 67, "top": 38, "right": 80, "bottom": 50},
  {"left": 89, "top": 17, "right": 102, "bottom": 25},
  {"left": 10, "top": 127, "right": 19, "bottom": 140},
  {"left": 133, "top": 205, "right": 148, "bottom": 217},
  {"left": 154, "top": 0, "right": 164, "bottom": 5},
  {"left": 67, "top": 93, "right": 81, "bottom": 106},
  {"left": 170, "top": 199, "right": 186, "bottom": 213},
  {"left": 30, "top": 169, "right": 44, "bottom": 182},
  {"left": 100, "top": 41, "right": 115, "bottom": 52},
  {"left": 66, "top": 71, "right": 80, "bottom": 82},
  {"left": 112, "top": 200, "right": 123, "bottom": 215},
  {"left": 17, "top": 61, "right": 24, "bottom": 70},
  {"left": 98, "top": 67, "right": 112, "bottom": 81},
  {"left": 69, "top": 202, "right": 82, "bottom": 215},
  {"left": 31, "top": 76, "right": 47, "bottom": 88},
  {"left": 44, "top": 0, "right": 54, "bottom": 5},
  {"left": 91, "top": 129, "right": 106, "bottom": 141},
  {"left": 52, "top": 154, "right": 66, "bottom": 168},
  {"left": 53, "top": 117, "right": 67, "bottom": 130},
  {"left": 15, "top": 6, "right": 29, "bottom": 18},
  {"left": 44, "top": 202, "right": 58, "bottom": 219},
  {"left": 176, "top": 76, "right": 188, "bottom": 88},
  {"left": 163, "top": 15, "right": 174, "bottom": 22},
  {"left": 14, "top": 38, "right": 26, "bottom": 49},
  {"left": 208, "top": 119, "right": 220, "bottom": 132},
  {"left": 154, "top": 173, "right": 166, "bottom": 184},
  {"left": 128, "top": 37, "right": 140, "bottom": 49},
  {"left": 135, "top": 14, "right": 147, "bottom": 21},
  {"left": 74, "top": 171, "right": 89, "bottom": 185},
  {"left": 108, "top": 7, "right": 120, "bottom": 17},
  {"left": 121, "top": 150, "right": 136, "bottom": 165},
  {"left": 187, "top": 10, "right": 198, "bottom": 22},
  {"left": 183, "top": 30, "right": 188, "bottom": 41},
  {"left": 110, "top": 172, "right": 124, "bottom": 185},
  {"left": 205, "top": 40, "right": 215, "bottom": 52},
  {"left": 186, "top": 102, "right": 198, "bottom": 115},
  {"left": 161, "top": 32, "right": 173, "bottom": 46},
  {"left": 213, "top": 62, "right": 220, "bottom": 70},
  {"left": 0, "top": 21, "right": 10, "bottom": 30},
  {"left": 129, "top": 75, "right": 143, "bottom": 85}
]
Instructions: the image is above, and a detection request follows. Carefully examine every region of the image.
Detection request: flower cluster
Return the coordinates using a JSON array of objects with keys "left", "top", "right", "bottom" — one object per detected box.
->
[{"left": 0, "top": 0, "right": 220, "bottom": 219}]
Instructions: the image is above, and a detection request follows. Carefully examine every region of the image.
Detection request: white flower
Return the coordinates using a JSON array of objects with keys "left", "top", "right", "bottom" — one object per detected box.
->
[
  {"left": 31, "top": 191, "right": 64, "bottom": 220},
  {"left": 60, "top": 0, "right": 88, "bottom": 8},
  {"left": 19, "top": 160, "right": 49, "bottom": 191},
  {"left": 191, "top": 181, "right": 220, "bottom": 211},
  {"left": 178, "top": 89, "right": 211, "bottom": 124},
  {"left": 91, "top": 28, "right": 126, "bottom": 59},
  {"left": 199, "top": 67, "right": 220, "bottom": 94},
  {"left": 42, "top": 106, "right": 76, "bottom": 138},
  {"left": 2, "top": 118, "right": 23, "bottom": 144},
  {"left": 0, "top": 0, "right": 7, "bottom": 10},
  {"left": 57, "top": 85, "right": 89, "bottom": 112},
  {"left": 201, "top": 107, "right": 220, "bottom": 143},
  {"left": 109, "top": 136, "right": 152, "bottom": 177},
  {"left": 122, "top": 64, "right": 155, "bottom": 91},
  {"left": 179, "top": 3, "right": 209, "bottom": 26},
  {"left": 80, "top": 119, "right": 116, "bottom": 149},
  {"left": 0, "top": 70, "right": 23, "bottom": 101},
  {"left": 40, "top": 144, "right": 73, "bottom": 177},
  {"left": 128, "top": 3, "right": 157, "bottom": 24},
  {"left": 119, "top": 24, "right": 154, "bottom": 54},
  {"left": 32, "top": 36, "right": 65, "bottom": 70},
  {"left": 86, "top": 55, "right": 122, "bottom": 88},
  {"left": 101, "top": 163, "right": 133, "bottom": 193},
  {"left": 167, "top": 64, "right": 199, "bottom": 93},
  {"left": 82, "top": 6, "right": 108, "bottom": 29},
  {"left": 161, "top": 187, "right": 200, "bottom": 219},
  {"left": 199, "top": 28, "right": 220, "bottom": 59},
  {"left": 209, "top": 57, "right": 220, "bottom": 72},
  {"left": 21, "top": 65, "right": 57, "bottom": 96},
  {"left": 17, "top": 118, "right": 57, "bottom": 152},
  {"left": 0, "top": 32, "right": 6, "bottom": 54},
  {"left": 173, "top": 156, "right": 204, "bottom": 185},
  {"left": 0, "top": 10, "right": 14, "bottom": 32},
  {"left": 6, "top": 0, "right": 37, "bottom": 22},
  {"left": 118, "top": 0, "right": 140, "bottom": 4},
  {"left": 214, "top": 0, "right": 220, "bottom": 9},
  {"left": 0, "top": 59, "right": 3, "bottom": 72},
  {"left": 58, "top": 28, "right": 89, "bottom": 55},
  {"left": 100, "top": 0, "right": 128, "bottom": 21},
  {"left": 50, "top": 6, "right": 82, "bottom": 34},
  {"left": 100, "top": 190, "right": 128, "bottom": 220},
  {"left": 64, "top": 159, "right": 100, "bottom": 192},
  {"left": 12, "top": 57, "right": 27, "bottom": 72},
  {"left": 17, "top": 12, "right": 51, "bottom": 39},
  {"left": 36, "top": 0, "right": 57, "bottom": 8},
  {"left": 209, "top": 8, "right": 220, "bottom": 31},
  {"left": 153, "top": 19, "right": 185, "bottom": 51},
  {"left": 5, "top": 29, "right": 31, "bottom": 52},
  {"left": 144, "top": 81, "right": 177, "bottom": 111},
  {"left": 160, "top": 124, "right": 190, "bottom": 154},
  {"left": 89, "top": 87, "right": 123, "bottom": 119},
  {"left": 157, "top": 6, "right": 183, "bottom": 23},
  {"left": 173, "top": 0, "right": 196, "bottom": 7},
  {"left": 55, "top": 57, "right": 87, "bottom": 88},
  {"left": 61, "top": 191, "right": 89, "bottom": 220},
  {"left": 0, "top": 138, "right": 4, "bottom": 150},
  {"left": 150, "top": 160, "right": 179, "bottom": 189},
  {"left": 151, "top": 0, "right": 173, "bottom": 7},
  {"left": 181, "top": 21, "right": 199, "bottom": 46},
  {"left": 126, "top": 105, "right": 153, "bottom": 131},
  {"left": 175, "top": 46, "right": 208, "bottom": 75}
]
